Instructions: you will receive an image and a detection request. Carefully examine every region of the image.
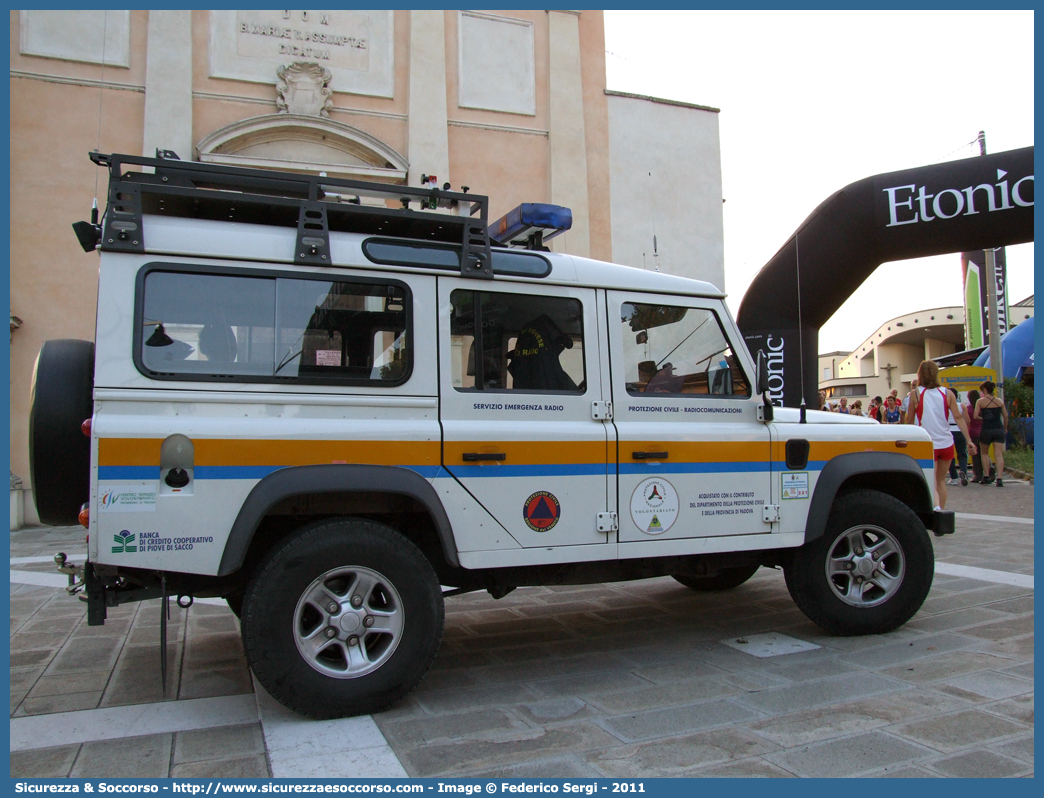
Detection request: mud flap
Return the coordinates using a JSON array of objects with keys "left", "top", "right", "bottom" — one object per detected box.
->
[
  {"left": 84, "top": 562, "right": 109, "bottom": 626},
  {"left": 932, "top": 510, "right": 955, "bottom": 537}
]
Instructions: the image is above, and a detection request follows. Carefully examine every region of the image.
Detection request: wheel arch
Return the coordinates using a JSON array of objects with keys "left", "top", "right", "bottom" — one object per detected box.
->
[
  {"left": 217, "top": 464, "right": 459, "bottom": 576},
  {"left": 804, "top": 452, "right": 933, "bottom": 544}
]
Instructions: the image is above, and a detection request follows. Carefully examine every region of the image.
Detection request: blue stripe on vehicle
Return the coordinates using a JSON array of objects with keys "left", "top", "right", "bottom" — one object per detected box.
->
[
  {"left": 446, "top": 463, "right": 608, "bottom": 479},
  {"left": 774, "top": 459, "right": 934, "bottom": 471},
  {"left": 620, "top": 461, "right": 772, "bottom": 476},
  {"left": 98, "top": 466, "right": 160, "bottom": 480},
  {"left": 100, "top": 465, "right": 442, "bottom": 481}
]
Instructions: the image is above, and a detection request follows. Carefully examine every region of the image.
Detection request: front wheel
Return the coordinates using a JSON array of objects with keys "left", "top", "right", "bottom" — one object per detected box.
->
[
  {"left": 784, "top": 490, "right": 934, "bottom": 636},
  {"left": 241, "top": 517, "right": 444, "bottom": 718}
]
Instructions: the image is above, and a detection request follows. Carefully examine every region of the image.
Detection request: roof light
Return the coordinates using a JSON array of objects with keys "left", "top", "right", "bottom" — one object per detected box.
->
[{"left": 489, "top": 203, "right": 572, "bottom": 249}]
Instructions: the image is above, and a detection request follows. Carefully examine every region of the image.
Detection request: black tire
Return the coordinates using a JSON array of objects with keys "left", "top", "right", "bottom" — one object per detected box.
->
[
  {"left": 784, "top": 489, "right": 934, "bottom": 636},
  {"left": 29, "top": 339, "right": 95, "bottom": 525},
  {"left": 241, "top": 517, "right": 444, "bottom": 719},
  {"left": 673, "top": 564, "right": 760, "bottom": 592},
  {"left": 225, "top": 593, "right": 243, "bottom": 618}
]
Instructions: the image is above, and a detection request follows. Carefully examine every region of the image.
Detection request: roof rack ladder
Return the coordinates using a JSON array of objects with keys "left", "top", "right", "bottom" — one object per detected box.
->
[
  {"left": 102, "top": 181, "right": 144, "bottom": 254},
  {"left": 461, "top": 218, "right": 493, "bottom": 280},
  {"left": 296, "top": 200, "right": 330, "bottom": 266}
]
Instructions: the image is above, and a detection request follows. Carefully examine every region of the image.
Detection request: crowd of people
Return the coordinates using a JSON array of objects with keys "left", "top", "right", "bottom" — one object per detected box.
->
[{"left": 819, "top": 363, "right": 1010, "bottom": 511}]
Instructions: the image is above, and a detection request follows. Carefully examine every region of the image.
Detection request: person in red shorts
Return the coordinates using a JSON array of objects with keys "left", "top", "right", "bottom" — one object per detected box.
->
[{"left": 906, "top": 360, "right": 977, "bottom": 510}]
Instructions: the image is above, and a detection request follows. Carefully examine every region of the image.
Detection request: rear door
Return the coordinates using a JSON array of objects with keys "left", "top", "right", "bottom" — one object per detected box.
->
[
  {"left": 607, "top": 291, "right": 773, "bottom": 544},
  {"left": 438, "top": 278, "right": 611, "bottom": 549}
]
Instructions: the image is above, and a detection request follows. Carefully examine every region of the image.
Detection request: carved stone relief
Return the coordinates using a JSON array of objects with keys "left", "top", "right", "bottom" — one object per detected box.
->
[{"left": 276, "top": 62, "right": 333, "bottom": 117}]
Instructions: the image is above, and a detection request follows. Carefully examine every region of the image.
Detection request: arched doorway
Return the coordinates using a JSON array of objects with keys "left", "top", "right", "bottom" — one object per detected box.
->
[{"left": 196, "top": 113, "right": 408, "bottom": 184}]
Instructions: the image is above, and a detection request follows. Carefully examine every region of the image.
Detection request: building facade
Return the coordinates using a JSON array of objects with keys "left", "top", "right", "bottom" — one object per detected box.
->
[
  {"left": 10, "top": 10, "right": 725, "bottom": 522},
  {"left": 819, "top": 302, "right": 1035, "bottom": 406}
]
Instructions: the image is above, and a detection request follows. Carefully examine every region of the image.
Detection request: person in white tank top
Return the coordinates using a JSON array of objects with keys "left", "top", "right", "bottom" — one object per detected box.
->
[{"left": 906, "top": 360, "right": 977, "bottom": 511}]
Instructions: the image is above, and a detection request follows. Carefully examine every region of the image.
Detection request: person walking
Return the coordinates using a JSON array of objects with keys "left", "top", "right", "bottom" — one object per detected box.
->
[
  {"left": 905, "top": 361, "right": 976, "bottom": 510},
  {"left": 946, "top": 388, "right": 969, "bottom": 486},
  {"left": 964, "top": 388, "right": 984, "bottom": 483},
  {"left": 974, "top": 381, "right": 1009, "bottom": 487},
  {"left": 838, "top": 397, "right": 850, "bottom": 414},
  {"left": 851, "top": 399, "right": 865, "bottom": 417}
]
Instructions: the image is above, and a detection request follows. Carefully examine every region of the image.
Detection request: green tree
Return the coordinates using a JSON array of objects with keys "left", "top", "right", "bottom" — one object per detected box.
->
[{"left": 1003, "top": 377, "right": 1034, "bottom": 448}]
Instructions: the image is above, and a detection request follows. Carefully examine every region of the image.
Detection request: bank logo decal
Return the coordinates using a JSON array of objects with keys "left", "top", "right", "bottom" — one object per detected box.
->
[
  {"left": 630, "top": 478, "right": 679, "bottom": 535},
  {"left": 112, "top": 530, "right": 137, "bottom": 554},
  {"left": 523, "top": 491, "right": 561, "bottom": 532}
]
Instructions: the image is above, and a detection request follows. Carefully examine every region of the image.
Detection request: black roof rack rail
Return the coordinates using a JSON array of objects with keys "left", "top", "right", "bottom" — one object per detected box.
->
[{"left": 88, "top": 151, "right": 493, "bottom": 279}]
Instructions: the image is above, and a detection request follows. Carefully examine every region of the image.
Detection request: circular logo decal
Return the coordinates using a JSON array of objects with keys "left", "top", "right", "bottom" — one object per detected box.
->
[
  {"left": 630, "top": 478, "right": 679, "bottom": 535},
  {"left": 524, "top": 491, "right": 561, "bottom": 532}
]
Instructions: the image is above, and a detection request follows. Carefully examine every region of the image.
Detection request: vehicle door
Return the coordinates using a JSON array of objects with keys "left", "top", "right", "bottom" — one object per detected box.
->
[
  {"left": 438, "top": 278, "right": 611, "bottom": 549},
  {"left": 607, "top": 291, "right": 773, "bottom": 544}
]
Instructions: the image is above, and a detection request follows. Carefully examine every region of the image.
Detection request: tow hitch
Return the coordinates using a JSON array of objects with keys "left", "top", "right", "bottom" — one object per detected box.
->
[{"left": 53, "top": 552, "right": 85, "bottom": 596}]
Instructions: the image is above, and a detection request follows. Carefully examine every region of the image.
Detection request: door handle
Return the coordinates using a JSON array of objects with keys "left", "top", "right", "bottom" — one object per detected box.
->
[
  {"left": 462, "top": 452, "right": 506, "bottom": 462},
  {"left": 632, "top": 451, "right": 668, "bottom": 460}
]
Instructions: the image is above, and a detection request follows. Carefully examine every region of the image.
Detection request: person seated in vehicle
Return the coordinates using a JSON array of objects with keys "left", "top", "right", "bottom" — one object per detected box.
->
[
  {"left": 507, "top": 314, "right": 577, "bottom": 391},
  {"left": 644, "top": 362, "right": 685, "bottom": 393},
  {"left": 198, "top": 322, "right": 237, "bottom": 362}
]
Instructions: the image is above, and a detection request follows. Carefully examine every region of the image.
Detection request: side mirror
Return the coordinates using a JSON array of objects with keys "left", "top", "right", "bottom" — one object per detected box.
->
[
  {"left": 755, "top": 350, "right": 773, "bottom": 423},
  {"left": 755, "top": 350, "right": 769, "bottom": 395}
]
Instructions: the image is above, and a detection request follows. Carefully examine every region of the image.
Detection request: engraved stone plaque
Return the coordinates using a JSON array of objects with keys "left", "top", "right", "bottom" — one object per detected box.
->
[{"left": 209, "top": 10, "right": 393, "bottom": 99}]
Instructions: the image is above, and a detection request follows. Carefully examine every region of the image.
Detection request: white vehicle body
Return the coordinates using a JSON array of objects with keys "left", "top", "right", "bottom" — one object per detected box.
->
[
  {"left": 31, "top": 152, "right": 949, "bottom": 718},
  {"left": 88, "top": 220, "right": 936, "bottom": 575}
]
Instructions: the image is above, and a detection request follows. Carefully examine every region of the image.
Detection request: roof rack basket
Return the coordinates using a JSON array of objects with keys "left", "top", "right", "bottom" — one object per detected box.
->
[{"left": 86, "top": 151, "right": 493, "bottom": 279}]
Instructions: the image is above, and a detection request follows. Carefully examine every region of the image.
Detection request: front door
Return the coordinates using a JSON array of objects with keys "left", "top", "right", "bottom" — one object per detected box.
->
[
  {"left": 438, "top": 278, "right": 610, "bottom": 549},
  {"left": 607, "top": 291, "right": 773, "bottom": 544}
]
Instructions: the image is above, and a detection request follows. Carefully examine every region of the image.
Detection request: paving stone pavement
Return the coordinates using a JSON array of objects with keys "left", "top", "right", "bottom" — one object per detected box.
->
[{"left": 9, "top": 482, "right": 1034, "bottom": 778}]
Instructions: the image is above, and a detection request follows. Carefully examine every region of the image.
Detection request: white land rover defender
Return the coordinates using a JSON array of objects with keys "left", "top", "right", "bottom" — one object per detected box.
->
[{"left": 32, "top": 152, "right": 954, "bottom": 718}]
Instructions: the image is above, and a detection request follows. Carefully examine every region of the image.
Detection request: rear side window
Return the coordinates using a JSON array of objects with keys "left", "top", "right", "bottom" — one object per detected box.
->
[
  {"left": 449, "top": 289, "right": 585, "bottom": 393},
  {"left": 363, "top": 239, "right": 551, "bottom": 278},
  {"left": 136, "top": 266, "right": 410, "bottom": 385}
]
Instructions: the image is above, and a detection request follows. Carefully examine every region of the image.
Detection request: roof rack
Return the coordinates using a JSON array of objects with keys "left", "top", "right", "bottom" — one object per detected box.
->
[{"left": 83, "top": 151, "right": 494, "bottom": 279}]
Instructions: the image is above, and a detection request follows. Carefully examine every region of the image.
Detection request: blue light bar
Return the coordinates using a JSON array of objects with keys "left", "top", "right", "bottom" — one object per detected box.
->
[{"left": 489, "top": 203, "right": 573, "bottom": 246}]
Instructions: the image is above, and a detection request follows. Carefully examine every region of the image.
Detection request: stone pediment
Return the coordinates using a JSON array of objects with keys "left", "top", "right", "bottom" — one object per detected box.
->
[{"left": 195, "top": 114, "right": 407, "bottom": 183}]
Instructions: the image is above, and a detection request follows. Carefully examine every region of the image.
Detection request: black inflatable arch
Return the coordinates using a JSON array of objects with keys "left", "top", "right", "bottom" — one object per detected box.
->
[{"left": 736, "top": 147, "right": 1033, "bottom": 408}]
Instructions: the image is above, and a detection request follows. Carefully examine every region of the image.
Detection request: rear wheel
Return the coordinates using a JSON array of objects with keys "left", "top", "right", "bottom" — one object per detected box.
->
[
  {"left": 241, "top": 517, "right": 444, "bottom": 718},
  {"left": 673, "top": 564, "right": 760, "bottom": 592},
  {"left": 784, "top": 490, "right": 933, "bottom": 635},
  {"left": 29, "top": 339, "right": 94, "bottom": 525}
]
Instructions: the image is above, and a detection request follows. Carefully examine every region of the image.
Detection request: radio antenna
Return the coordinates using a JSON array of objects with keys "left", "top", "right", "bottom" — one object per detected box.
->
[
  {"left": 93, "top": 10, "right": 110, "bottom": 206},
  {"left": 795, "top": 235, "right": 808, "bottom": 423}
]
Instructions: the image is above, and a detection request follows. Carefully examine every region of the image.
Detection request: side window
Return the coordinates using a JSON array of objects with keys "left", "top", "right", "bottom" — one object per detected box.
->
[
  {"left": 621, "top": 302, "right": 749, "bottom": 397},
  {"left": 450, "top": 289, "right": 585, "bottom": 393},
  {"left": 138, "top": 269, "right": 409, "bottom": 385}
]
